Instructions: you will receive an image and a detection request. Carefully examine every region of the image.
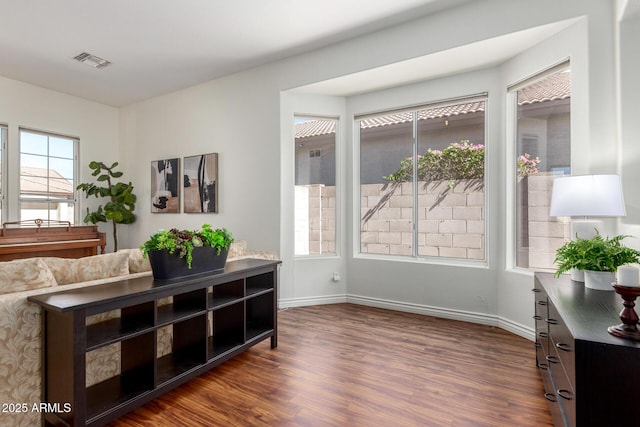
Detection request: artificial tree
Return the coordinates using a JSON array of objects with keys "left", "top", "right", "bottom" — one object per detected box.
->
[{"left": 77, "top": 161, "right": 136, "bottom": 251}]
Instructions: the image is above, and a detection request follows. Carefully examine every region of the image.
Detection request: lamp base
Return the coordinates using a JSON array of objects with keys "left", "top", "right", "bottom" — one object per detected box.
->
[{"left": 570, "top": 219, "right": 602, "bottom": 240}]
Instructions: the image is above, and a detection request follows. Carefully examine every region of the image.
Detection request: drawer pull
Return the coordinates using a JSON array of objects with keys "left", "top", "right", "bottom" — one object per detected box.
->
[
  {"left": 537, "top": 362, "right": 549, "bottom": 370},
  {"left": 555, "top": 342, "right": 572, "bottom": 352},
  {"left": 545, "top": 355, "right": 559, "bottom": 364},
  {"left": 537, "top": 300, "right": 548, "bottom": 306},
  {"left": 538, "top": 332, "right": 549, "bottom": 338},
  {"left": 532, "top": 288, "right": 541, "bottom": 293},
  {"left": 544, "top": 392, "right": 557, "bottom": 402},
  {"left": 533, "top": 315, "right": 542, "bottom": 320},
  {"left": 557, "top": 389, "right": 573, "bottom": 400},
  {"left": 534, "top": 342, "right": 542, "bottom": 348},
  {"left": 545, "top": 318, "right": 558, "bottom": 325}
]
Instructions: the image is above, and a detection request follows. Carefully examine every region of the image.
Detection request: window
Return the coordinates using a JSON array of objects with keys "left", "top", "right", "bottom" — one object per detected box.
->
[
  {"left": 512, "top": 64, "right": 571, "bottom": 270},
  {"left": 19, "top": 129, "right": 78, "bottom": 223},
  {"left": 294, "top": 116, "right": 337, "bottom": 256},
  {"left": 358, "top": 96, "right": 486, "bottom": 260},
  {"left": 0, "top": 125, "right": 5, "bottom": 222}
]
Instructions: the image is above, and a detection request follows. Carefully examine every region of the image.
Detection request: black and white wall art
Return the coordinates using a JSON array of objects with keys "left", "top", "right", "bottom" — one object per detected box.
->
[
  {"left": 183, "top": 153, "right": 219, "bottom": 213},
  {"left": 151, "top": 158, "right": 180, "bottom": 213}
]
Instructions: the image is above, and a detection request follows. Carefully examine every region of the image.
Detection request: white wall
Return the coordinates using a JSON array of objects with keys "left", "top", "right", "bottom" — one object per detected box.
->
[
  {"left": 0, "top": 75, "right": 120, "bottom": 250},
  {"left": 618, "top": 7, "right": 640, "bottom": 243},
  {"left": 117, "top": 0, "right": 622, "bottom": 337}
]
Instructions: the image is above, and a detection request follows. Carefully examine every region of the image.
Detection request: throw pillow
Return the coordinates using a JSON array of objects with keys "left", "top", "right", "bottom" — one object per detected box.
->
[
  {"left": 42, "top": 252, "right": 130, "bottom": 285},
  {"left": 0, "top": 258, "right": 58, "bottom": 294}
]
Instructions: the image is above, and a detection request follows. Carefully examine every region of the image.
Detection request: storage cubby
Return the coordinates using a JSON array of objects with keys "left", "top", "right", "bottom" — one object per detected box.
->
[
  {"left": 29, "top": 258, "right": 280, "bottom": 427},
  {"left": 157, "top": 315, "right": 207, "bottom": 385},
  {"left": 86, "top": 302, "right": 154, "bottom": 350},
  {"left": 209, "top": 279, "right": 243, "bottom": 308},
  {"left": 86, "top": 332, "right": 155, "bottom": 421},
  {"left": 246, "top": 272, "right": 274, "bottom": 296},
  {"left": 157, "top": 288, "right": 207, "bottom": 326},
  {"left": 246, "top": 292, "right": 274, "bottom": 342},
  {"left": 209, "top": 301, "right": 245, "bottom": 358}
]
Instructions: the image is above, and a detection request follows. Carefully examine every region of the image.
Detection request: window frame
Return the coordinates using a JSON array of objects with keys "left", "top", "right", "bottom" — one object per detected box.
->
[
  {"left": 0, "top": 125, "right": 6, "bottom": 224},
  {"left": 355, "top": 93, "right": 489, "bottom": 265},
  {"left": 18, "top": 128, "right": 79, "bottom": 223},
  {"left": 507, "top": 60, "right": 571, "bottom": 273},
  {"left": 293, "top": 114, "right": 340, "bottom": 258}
]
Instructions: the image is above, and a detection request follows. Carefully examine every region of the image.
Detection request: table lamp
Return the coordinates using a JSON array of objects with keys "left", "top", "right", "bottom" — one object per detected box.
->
[{"left": 549, "top": 174, "right": 626, "bottom": 281}]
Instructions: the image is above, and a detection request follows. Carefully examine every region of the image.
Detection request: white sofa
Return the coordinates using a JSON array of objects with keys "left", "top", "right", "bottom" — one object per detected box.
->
[{"left": 0, "top": 241, "right": 276, "bottom": 427}]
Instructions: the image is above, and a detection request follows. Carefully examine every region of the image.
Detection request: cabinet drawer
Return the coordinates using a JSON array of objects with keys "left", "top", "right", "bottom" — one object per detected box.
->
[
  {"left": 548, "top": 355, "right": 576, "bottom": 427},
  {"left": 547, "top": 302, "right": 575, "bottom": 383}
]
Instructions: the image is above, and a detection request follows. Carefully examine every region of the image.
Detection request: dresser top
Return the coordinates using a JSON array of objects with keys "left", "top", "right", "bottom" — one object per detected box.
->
[{"left": 535, "top": 272, "right": 640, "bottom": 348}]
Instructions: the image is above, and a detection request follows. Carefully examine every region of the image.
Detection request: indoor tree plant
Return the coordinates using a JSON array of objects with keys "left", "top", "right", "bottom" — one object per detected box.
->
[
  {"left": 77, "top": 161, "right": 136, "bottom": 252},
  {"left": 554, "top": 231, "right": 640, "bottom": 290},
  {"left": 141, "top": 224, "right": 234, "bottom": 280}
]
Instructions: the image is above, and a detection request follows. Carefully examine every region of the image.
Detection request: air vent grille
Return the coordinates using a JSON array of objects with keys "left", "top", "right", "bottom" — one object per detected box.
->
[{"left": 72, "top": 52, "right": 111, "bottom": 69}]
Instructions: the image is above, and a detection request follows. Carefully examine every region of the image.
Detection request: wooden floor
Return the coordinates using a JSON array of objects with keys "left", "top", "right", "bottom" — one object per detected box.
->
[{"left": 108, "top": 304, "right": 553, "bottom": 427}]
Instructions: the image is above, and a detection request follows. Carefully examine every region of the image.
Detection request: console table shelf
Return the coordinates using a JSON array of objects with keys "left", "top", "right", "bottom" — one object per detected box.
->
[{"left": 29, "top": 258, "right": 280, "bottom": 427}]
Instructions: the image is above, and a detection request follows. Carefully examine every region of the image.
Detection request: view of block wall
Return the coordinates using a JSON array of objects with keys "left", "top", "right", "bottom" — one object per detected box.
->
[
  {"left": 296, "top": 174, "right": 566, "bottom": 268},
  {"left": 360, "top": 180, "right": 484, "bottom": 259},
  {"left": 525, "top": 173, "right": 570, "bottom": 270}
]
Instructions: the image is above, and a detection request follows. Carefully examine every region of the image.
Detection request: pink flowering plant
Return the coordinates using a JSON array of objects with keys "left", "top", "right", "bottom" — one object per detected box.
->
[
  {"left": 517, "top": 153, "right": 541, "bottom": 179},
  {"left": 384, "top": 141, "right": 484, "bottom": 183}
]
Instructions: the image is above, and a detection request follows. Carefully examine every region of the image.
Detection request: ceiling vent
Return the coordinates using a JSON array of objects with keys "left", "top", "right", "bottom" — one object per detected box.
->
[{"left": 72, "top": 52, "right": 111, "bottom": 69}]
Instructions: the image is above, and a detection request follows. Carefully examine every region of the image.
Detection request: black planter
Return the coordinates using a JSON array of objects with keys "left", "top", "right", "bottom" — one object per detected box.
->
[{"left": 148, "top": 246, "right": 229, "bottom": 280}]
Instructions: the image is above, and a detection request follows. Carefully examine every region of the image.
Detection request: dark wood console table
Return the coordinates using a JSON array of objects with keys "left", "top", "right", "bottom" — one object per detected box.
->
[
  {"left": 29, "top": 258, "right": 280, "bottom": 427},
  {"left": 534, "top": 272, "right": 640, "bottom": 427}
]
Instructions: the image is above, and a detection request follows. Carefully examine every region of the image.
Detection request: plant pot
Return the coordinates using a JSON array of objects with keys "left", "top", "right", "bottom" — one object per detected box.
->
[
  {"left": 571, "top": 269, "right": 585, "bottom": 282},
  {"left": 148, "top": 246, "right": 229, "bottom": 280},
  {"left": 584, "top": 270, "right": 615, "bottom": 291}
]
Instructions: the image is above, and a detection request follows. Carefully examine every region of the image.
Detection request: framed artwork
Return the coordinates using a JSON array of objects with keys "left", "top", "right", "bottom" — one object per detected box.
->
[
  {"left": 151, "top": 158, "right": 180, "bottom": 213},
  {"left": 183, "top": 153, "right": 218, "bottom": 213}
]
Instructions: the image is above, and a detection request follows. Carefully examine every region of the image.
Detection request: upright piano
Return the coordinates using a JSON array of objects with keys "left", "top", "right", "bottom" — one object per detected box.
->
[{"left": 0, "top": 219, "right": 106, "bottom": 261}]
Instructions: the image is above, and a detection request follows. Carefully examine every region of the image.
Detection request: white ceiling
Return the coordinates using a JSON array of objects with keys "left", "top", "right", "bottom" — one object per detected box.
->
[{"left": 0, "top": 0, "right": 476, "bottom": 107}]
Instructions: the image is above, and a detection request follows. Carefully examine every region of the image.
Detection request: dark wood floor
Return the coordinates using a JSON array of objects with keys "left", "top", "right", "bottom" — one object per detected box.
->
[{"left": 108, "top": 303, "right": 553, "bottom": 427}]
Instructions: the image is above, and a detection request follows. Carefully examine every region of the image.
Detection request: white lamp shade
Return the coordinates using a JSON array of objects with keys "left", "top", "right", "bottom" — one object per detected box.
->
[{"left": 549, "top": 174, "right": 626, "bottom": 217}]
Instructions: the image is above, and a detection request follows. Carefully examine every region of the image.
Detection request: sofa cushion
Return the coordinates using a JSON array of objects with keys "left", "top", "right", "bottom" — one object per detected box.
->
[
  {"left": 117, "top": 248, "right": 151, "bottom": 273},
  {"left": 42, "top": 252, "right": 130, "bottom": 285},
  {"left": 0, "top": 258, "right": 57, "bottom": 295}
]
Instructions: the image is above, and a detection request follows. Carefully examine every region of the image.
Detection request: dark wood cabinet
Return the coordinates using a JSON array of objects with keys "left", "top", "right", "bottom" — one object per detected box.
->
[
  {"left": 29, "top": 258, "right": 280, "bottom": 427},
  {"left": 534, "top": 272, "right": 640, "bottom": 427}
]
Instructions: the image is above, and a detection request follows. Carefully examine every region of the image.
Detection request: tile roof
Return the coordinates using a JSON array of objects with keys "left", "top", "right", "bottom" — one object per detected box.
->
[
  {"left": 295, "top": 71, "right": 570, "bottom": 138},
  {"left": 518, "top": 71, "right": 571, "bottom": 105},
  {"left": 20, "top": 167, "right": 74, "bottom": 197}
]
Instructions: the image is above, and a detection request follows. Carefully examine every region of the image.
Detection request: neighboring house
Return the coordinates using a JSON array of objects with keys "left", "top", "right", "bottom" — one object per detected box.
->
[{"left": 295, "top": 71, "right": 570, "bottom": 185}]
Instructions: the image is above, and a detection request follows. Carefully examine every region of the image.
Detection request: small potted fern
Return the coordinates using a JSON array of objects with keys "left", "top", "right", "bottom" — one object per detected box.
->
[
  {"left": 554, "top": 231, "right": 640, "bottom": 290},
  {"left": 141, "top": 224, "right": 234, "bottom": 280}
]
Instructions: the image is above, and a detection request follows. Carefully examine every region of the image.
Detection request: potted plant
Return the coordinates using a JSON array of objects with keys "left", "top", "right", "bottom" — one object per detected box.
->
[
  {"left": 77, "top": 161, "right": 136, "bottom": 252},
  {"left": 554, "top": 231, "right": 640, "bottom": 290},
  {"left": 141, "top": 224, "right": 234, "bottom": 280}
]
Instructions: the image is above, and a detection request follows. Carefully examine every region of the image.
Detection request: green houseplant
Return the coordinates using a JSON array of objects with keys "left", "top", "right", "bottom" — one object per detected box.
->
[
  {"left": 554, "top": 231, "right": 640, "bottom": 290},
  {"left": 77, "top": 161, "right": 136, "bottom": 252},
  {"left": 141, "top": 224, "right": 234, "bottom": 280}
]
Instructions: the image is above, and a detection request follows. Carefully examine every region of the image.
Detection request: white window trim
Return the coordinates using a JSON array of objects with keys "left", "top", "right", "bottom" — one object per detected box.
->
[{"left": 18, "top": 127, "right": 79, "bottom": 222}]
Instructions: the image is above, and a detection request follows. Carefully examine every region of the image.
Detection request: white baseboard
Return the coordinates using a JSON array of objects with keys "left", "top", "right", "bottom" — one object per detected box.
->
[
  {"left": 278, "top": 294, "right": 347, "bottom": 309},
  {"left": 278, "top": 293, "right": 535, "bottom": 341}
]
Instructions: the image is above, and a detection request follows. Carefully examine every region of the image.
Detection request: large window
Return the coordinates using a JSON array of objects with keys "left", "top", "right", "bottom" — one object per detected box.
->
[
  {"left": 512, "top": 64, "right": 571, "bottom": 270},
  {"left": 0, "top": 125, "right": 5, "bottom": 222},
  {"left": 294, "top": 116, "right": 337, "bottom": 256},
  {"left": 19, "top": 129, "right": 77, "bottom": 222},
  {"left": 358, "top": 96, "right": 486, "bottom": 261}
]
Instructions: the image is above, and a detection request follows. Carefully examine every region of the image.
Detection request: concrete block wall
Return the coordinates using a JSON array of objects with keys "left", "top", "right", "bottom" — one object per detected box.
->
[
  {"left": 525, "top": 174, "right": 570, "bottom": 270},
  {"left": 360, "top": 180, "right": 485, "bottom": 260},
  {"left": 296, "top": 174, "right": 565, "bottom": 268}
]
